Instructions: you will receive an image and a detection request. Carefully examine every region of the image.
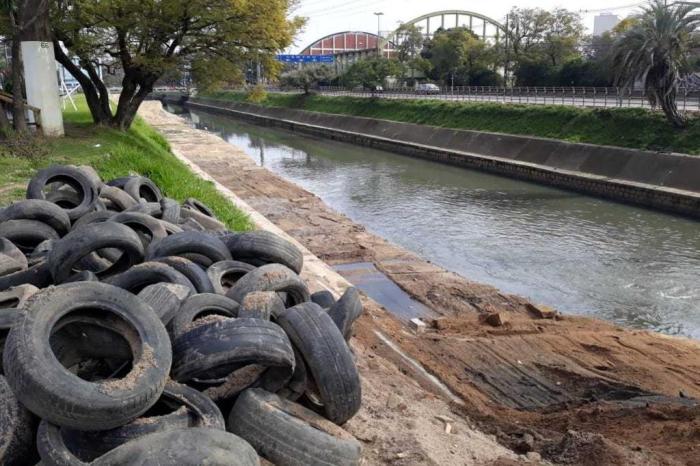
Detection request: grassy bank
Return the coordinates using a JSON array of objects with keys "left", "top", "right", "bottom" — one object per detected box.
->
[
  {"left": 0, "top": 99, "right": 252, "bottom": 230},
  {"left": 203, "top": 91, "right": 700, "bottom": 155}
]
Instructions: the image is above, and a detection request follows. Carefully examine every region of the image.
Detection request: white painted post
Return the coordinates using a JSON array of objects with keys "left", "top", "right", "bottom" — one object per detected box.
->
[{"left": 21, "top": 41, "right": 64, "bottom": 136}]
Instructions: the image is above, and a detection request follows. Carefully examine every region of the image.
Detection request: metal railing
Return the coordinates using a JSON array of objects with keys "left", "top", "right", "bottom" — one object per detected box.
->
[{"left": 304, "top": 85, "right": 700, "bottom": 111}]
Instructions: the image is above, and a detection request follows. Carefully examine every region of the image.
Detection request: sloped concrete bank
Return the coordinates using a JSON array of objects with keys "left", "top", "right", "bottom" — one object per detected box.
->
[
  {"left": 176, "top": 97, "right": 700, "bottom": 219},
  {"left": 142, "top": 101, "right": 700, "bottom": 465}
]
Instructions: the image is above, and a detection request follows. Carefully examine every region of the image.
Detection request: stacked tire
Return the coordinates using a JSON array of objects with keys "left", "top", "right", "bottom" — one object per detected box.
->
[{"left": 0, "top": 165, "right": 364, "bottom": 465}]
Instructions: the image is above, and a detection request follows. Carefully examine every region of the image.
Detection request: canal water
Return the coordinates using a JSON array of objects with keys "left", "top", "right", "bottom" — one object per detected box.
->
[{"left": 170, "top": 106, "right": 700, "bottom": 339}]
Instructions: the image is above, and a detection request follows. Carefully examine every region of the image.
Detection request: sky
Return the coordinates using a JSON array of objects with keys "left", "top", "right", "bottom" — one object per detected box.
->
[{"left": 288, "top": 0, "right": 646, "bottom": 52}]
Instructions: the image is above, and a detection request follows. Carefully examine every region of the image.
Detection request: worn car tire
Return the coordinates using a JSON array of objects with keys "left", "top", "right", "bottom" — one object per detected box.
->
[
  {"left": 0, "top": 219, "right": 60, "bottom": 254},
  {"left": 109, "top": 212, "right": 168, "bottom": 248},
  {"left": 276, "top": 302, "right": 361, "bottom": 424},
  {"left": 152, "top": 256, "right": 215, "bottom": 294},
  {"left": 171, "top": 318, "right": 293, "bottom": 387},
  {"left": 328, "top": 287, "right": 363, "bottom": 341},
  {"left": 226, "top": 264, "right": 310, "bottom": 307},
  {"left": 0, "top": 200, "right": 71, "bottom": 236},
  {"left": 99, "top": 185, "right": 138, "bottom": 212},
  {"left": 0, "top": 237, "right": 27, "bottom": 268},
  {"left": 0, "top": 261, "right": 53, "bottom": 291},
  {"left": 124, "top": 202, "right": 162, "bottom": 217},
  {"left": 167, "top": 293, "right": 239, "bottom": 338},
  {"left": 183, "top": 198, "right": 215, "bottom": 217},
  {"left": 207, "top": 260, "right": 256, "bottom": 295},
  {"left": 48, "top": 222, "right": 144, "bottom": 283},
  {"left": 0, "top": 375, "right": 37, "bottom": 466},
  {"left": 311, "top": 290, "right": 336, "bottom": 309},
  {"left": 223, "top": 231, "right": 303, "bottom": 274},
  {"left": 105, "top": 262, "right": 195, "bottom": 294},
  {"left": 70, "top": 210, "right": 115, "bottom": 230},
  {"left": 92, "top": 428, "right": 259, "bottom": 466},
  {"left": 159, "top": 198, "right": 181, "bottom": 224},
  {"left": 124, "top": 176, "right": 163, "bottom": 203},
  {"left": 3, "top": 282, "right": 172, "bottom": 430},
  {"left": 56, "top": 381, "right": 225, "bottom": 461},
  {"left": 228, "top": 388, "right": 361, "bottom": 466},
  {"left": 26, "top": 166, "right": 99, "bottom": 221},
  {"left": 146, "top": 231, "right": 231, "bottom": 267},
  {"left": 137, "top": 283, "right": 192, "bottom": 323},
  {"left": 238, "top": 291, "right": 284, "bottom": 321},
  {"left": 180, "top": 207, "right": 226, "bottom": 231}
]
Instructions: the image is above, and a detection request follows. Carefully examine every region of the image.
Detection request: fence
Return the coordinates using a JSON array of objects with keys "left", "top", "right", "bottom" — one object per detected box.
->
[{"left": 308, "top": 86, "right": 700, "bottom": 111}]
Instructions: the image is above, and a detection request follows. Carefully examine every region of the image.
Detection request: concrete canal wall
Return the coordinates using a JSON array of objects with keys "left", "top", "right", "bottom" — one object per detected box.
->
[{"left": 172, "top": 97, "right": 700, "bottom": 218}]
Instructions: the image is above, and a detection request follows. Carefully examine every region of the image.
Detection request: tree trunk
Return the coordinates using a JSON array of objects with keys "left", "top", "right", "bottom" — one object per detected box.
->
[
  {"left": 0, "top": 102, "right": 11, "bottom": 135},
  {"left": 111, "top": 73, "right": 156, "bottom": 130},
  {"left": 53, "top": 40, "right": 112, "bottom": 125},
  {"left": 660, "top": 95, "right": 686, "bottom": 129},
  {"left": 11, "top": 35, "right": 27, "bottom": 133}
]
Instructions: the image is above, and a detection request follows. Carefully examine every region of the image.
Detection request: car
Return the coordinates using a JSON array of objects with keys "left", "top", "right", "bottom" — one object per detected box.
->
[{"left": 416, "top": 83, "right": 440, "bottom": 95}]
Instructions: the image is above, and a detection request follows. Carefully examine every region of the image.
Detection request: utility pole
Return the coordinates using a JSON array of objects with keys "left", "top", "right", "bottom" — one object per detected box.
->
[
  {"left": 20, "top": 0, "right": 64, "bottom": 136},
  {"left": 374, "top": 12, "right": 384, "bottom": 57}
]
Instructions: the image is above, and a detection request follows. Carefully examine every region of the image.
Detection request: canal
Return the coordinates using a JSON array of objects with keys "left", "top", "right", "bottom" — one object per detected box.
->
[{"left": 170, "top": 106, "right": 700, "bottom": 339}]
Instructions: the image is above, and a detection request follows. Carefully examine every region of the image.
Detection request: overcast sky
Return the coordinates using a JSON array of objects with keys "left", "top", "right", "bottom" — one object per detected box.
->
[{"left": 289, "top": 0, "right": 645, "bottom": 52}]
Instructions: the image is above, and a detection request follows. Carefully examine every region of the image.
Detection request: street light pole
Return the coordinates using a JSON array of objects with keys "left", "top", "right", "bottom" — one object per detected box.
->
[{"left": 374, "top": 12, "right": 384, "bottom": 57}]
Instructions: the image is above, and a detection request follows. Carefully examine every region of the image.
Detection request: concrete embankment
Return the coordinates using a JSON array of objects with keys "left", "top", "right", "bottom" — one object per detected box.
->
[
  {"left": 142, "top": 101, "right": 700, "bottom": 465},
  {"left": 176, "top": 97, "right": 700, "bottom": 219}
]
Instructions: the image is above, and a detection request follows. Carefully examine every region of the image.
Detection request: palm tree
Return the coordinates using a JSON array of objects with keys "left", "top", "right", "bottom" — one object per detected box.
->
[{"left": 612, "top": 0, "right": 699, "bottom": 128}]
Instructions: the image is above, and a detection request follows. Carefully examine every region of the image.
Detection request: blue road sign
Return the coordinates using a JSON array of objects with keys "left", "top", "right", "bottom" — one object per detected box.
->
[{"left": 276, "top": 54, "right": 334, "bottom": 64}]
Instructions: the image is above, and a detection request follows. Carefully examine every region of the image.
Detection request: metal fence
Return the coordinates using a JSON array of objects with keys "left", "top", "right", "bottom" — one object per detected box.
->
[{"left": 309, "top": 86, "right": 700, "bottom": 112}]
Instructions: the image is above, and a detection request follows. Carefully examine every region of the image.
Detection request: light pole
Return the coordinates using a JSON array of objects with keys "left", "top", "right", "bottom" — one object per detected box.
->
[{"left": 374, "top": 12, "right": 384, "bottom": 57}]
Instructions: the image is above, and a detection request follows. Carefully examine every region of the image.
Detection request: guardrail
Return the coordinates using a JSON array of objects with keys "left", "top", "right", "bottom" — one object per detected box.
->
[
  {"left": 0, "top": 90, "right": 42, "bottom": 130},
  {"left": 308, "top": 86, "right": 700, "bottom": 111}
]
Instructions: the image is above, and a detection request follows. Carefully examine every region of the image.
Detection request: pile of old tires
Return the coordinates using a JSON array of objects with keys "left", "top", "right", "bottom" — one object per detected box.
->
[{"left": 0, "top": 165, "right": 364, "bottom": 465}]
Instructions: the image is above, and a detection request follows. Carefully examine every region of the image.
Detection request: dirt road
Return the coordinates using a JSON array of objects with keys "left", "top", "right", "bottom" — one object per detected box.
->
[{"left": 141, "top": 101, "right": 700, "bottom": 465}]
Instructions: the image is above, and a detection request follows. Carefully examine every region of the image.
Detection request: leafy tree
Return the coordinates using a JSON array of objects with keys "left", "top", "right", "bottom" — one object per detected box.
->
[
  {"left": 394, "top": 23, "right": 424, "bottom": 81},
  {"left": 341, "top": 57, "right": 401, "bottom": 90},
  {"left": 280, "top": 65, "right": 335, "bottom": 94},
  {"left": 422, "top": 27, "right": 494, "bottom": 86},
  {"left": 612, "top": 0, "right": 699, "bottom": 127},
  {"left": 49, "top": 0, "right": 304, "bottom": 129},
  {"left": 514, "top": 60, "right": 556, "bottom": 86}
]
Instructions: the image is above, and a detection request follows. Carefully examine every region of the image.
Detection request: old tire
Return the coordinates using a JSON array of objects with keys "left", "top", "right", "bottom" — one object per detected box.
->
[
  {"left": 26, "top": 166, "right": 99, "bottom": 221},
  {"left": 0, "top": 261, "right": 53, "bottom": 291},
  {"left": 167, "top": 293, "right": 239, "bottom": 338},
  {"left": 99, "top": 185, "right": 138, "bottom": 212},
  {"left": 0, "top": 219, "right": 60, "bottom": 254},
  {"left": 146, "top": 231, "right": 231, "bottom": 267},
  {"left": 276, "top": 302, "right": 361, "bottom": 424},
  {"left": 171, "top": 318, "right": 294, "bottom": 387},
  {"left": 3, "top": 282, "right": 172, "bottom": 430},
  {"left": 0, "top": 374, "right": 37, "bottom": 466},
  {"left": 207, "top": 260, "right": 256, "bottom": 295},
  {"left": 137, "top": 283, "right": 192, "bottom": 324},
  {"left": 48, "top": 222, "right": 144, "bottom": 283},
  {"left": 153, "top": 256, "right": 215, "bottom": 294},
  {"left": 223, "top": 231, "right": 303, "bottom": 274},
  {"left": 226, "top": 264, "right": 309, "bottom": 308},
  {"left": 328, "top": 287, "right": 363, "bottom": 340},
  {"left": 228, "top": 388, "right": 361, "bottom": 466},
  {"left": 57, "top": 381, "right": 225, "bottom": 461},
  {"left": 105, "top": 262, "right": 196, "bottom": 294},
  {"left": 238, "top": 291, "right": 285, "bottom": 321},
  {"left": 183, "top": 198, "right": 215, "bottom": 217},
  {"left": 123, "top": 176, "right": 163, "bottom": 203},
  {"left": 160, "top": 198, "right": 181, "bottom": 224},
  {"left": 0, "top": 200, "right": 71, "bottom": 236},
  {"left": 311, "top": 290, "right": 336, "bottom": 309}
]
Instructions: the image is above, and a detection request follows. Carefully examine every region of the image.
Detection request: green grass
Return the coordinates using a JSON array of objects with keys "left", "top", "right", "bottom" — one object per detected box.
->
[
  {"left": 0, "top": 98, "right": 253, "bottom": 231},
  {"left": 202, "top": 91, "right": 700, "bottom": 155}
]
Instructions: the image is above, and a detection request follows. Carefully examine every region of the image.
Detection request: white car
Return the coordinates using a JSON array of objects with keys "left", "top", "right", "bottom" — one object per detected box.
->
[{"left": 416, "top": 83, "right": 440, "bottom": 95}]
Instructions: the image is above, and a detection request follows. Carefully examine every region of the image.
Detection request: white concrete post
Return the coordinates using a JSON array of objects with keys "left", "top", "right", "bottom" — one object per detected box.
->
[{"left": 20, "top": 41, "right": 64, "bottom": 137}]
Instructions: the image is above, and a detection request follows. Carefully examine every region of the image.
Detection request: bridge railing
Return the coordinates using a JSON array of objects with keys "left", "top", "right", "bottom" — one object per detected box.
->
[{"left": 306, "top": 85, "right": 700, "bottom": 111}]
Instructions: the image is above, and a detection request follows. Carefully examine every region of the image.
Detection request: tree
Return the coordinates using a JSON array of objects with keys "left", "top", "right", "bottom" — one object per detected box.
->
[
  {"left": 50, "top": 0, "right": 303, "bottom": 130},
  {"left": 612, "top": 0, "right": 699, "bottom": 127},
  {"left": 422, "top": 27, "right": 495, "bottom": 86},
  {"left": 341, "top": 57, "right": 401, "bottom": 90},
  {"left": 279, "top": 65, "right": 334, "bottom": 94},
  {"left": 0, "top": 0, "right": 27, "bottom": 133}
]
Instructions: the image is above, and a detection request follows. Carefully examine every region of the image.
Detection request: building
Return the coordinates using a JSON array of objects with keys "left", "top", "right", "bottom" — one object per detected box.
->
[{"left": 593, "top": 13, "right": 620, "bottom": 36}]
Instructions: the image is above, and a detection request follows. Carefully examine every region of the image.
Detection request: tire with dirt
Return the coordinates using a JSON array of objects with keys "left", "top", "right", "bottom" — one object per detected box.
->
[
  {"left": 48, "top": 222, "right": 144, "bottom": 283},
  {"left": 152, "top": 256, "right": 215, "bottom": 294},
  {"left": 223, "top": 231, "right": 304, "bottom": 274},
  {"left": 54, "top": 381, "right": 225, "bottom": 461},
  {"left": 146, "top": 231, "right": 231, "bottom": 267},
  {"left": 228, "top": 388, "right": 361, "bottom": 466},
  {"left": 276, "top": 302, "right": 361, "bottom": 425},
  {"left": 26, "top": 166, "right": 99, "bottom": 221},
  {"left": 226, "top": 264, "right": 310, "bottom": 308},
  {"left": 91, "top": 428, "right": 259, "bottom": 466},
  {"left": 207, "top": 260, "right": 256, "bottom": 295},
  {"left": 167, "top": 293, "right": 239, "bottom": 337},
  {"left": 0, "top": 374, "right": 37, "bottom": 466},
  {"left": 171, "top": 318, "right": 294, "bottom": 388},
  {"left": 137, "top": 283, "right": 192, "bottom": 323},
  {"left": 238, "top": 291, "right": 285, "bottom": 321},
  {"left": 3, "top": 282, "right": 172, "bottom": 430}
]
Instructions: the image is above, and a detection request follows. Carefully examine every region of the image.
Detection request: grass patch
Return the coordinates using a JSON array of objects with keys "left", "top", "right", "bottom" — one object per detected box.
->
[
  {"left": 0, "top": 98, "right": 253, "bottom": 231},
  {"left": 202, "top": 91, "right": 700, "bottom": 155}
]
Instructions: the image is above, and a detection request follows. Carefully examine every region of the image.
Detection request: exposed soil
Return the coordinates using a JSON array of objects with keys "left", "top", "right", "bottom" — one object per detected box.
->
[{"left": 142, "top": 102, "right": 700, "bottom": 465}]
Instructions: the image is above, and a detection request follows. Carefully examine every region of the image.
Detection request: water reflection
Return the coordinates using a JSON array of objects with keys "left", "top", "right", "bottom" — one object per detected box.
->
[{"left": 174, "top": 106, "right": 700, "bottom": 339}]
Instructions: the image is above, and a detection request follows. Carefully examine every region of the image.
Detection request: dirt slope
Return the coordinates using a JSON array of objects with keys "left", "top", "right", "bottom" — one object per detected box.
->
[{"left": 142, "top": 102, "right": 700, "bottom": 465}]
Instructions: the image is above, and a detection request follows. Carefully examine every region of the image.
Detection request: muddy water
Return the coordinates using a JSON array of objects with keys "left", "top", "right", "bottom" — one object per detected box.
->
[{"left": 172, "top": 106, "right": 700, "bottom": 339}]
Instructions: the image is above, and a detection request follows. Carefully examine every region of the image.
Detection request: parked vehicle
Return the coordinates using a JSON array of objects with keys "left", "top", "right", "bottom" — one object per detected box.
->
[{"left": 416, "top": 83, "right": 440, "bottom": 95}]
